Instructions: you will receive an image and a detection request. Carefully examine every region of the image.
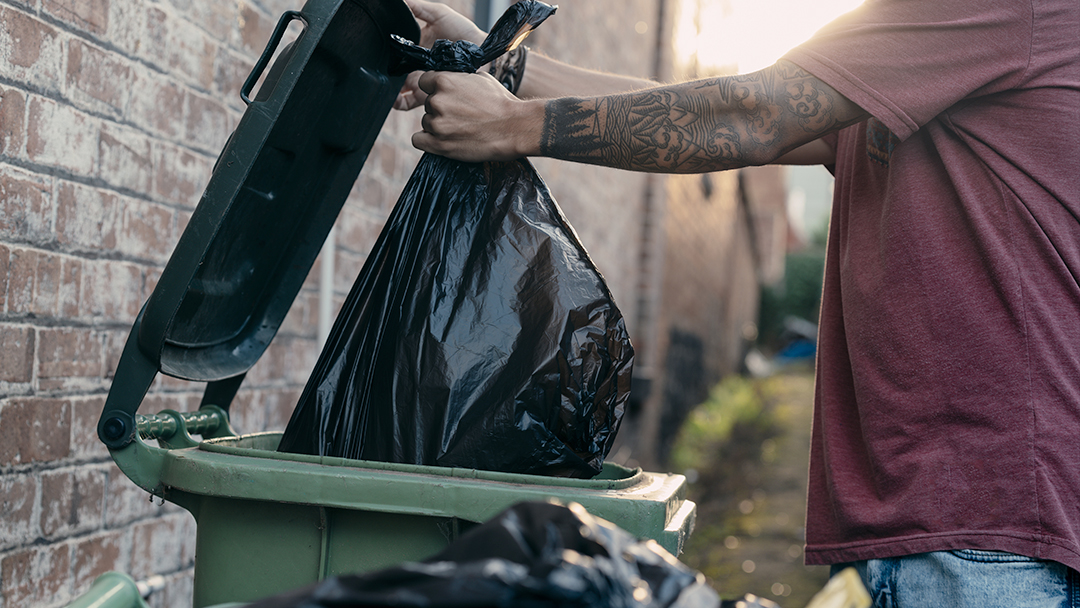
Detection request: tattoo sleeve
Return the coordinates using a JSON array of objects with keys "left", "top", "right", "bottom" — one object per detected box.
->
[{"left": 539, "top": 60, "right": 867, "bottom": 173}]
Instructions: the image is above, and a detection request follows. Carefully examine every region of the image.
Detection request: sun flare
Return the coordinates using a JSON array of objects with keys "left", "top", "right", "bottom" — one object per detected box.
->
[{"left": 675, "top": 0, "right": 865, "bottom": 75}]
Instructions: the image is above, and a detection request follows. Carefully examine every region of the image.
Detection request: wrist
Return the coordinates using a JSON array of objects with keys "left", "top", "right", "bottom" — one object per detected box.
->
[{"left": 511, "top": 99, "right": 546, "bottom": 158}]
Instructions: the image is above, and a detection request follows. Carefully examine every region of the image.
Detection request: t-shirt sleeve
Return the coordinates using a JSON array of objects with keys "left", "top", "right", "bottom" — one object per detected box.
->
[{"left": 782, "top": 0, "right": 1033, "bottom": 140}]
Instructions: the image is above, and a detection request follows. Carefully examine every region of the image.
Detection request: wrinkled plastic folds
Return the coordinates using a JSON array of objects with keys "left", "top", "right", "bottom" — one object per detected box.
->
[
  {"left": 244, "top": 501, "right": 722, "bottom": 608},
  {"left": 277, "top": 0, "right": 633, "bottom": 478},
  {"left": 390, "top": 0, "right": 556, "bottom": 75}
]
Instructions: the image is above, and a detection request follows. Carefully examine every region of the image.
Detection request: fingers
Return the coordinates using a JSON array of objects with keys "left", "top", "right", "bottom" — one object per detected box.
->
[
  {"left": 402, "top": 0, "right": 436, "bottom": 21},
  {"left": 416, "top": 70, "right": 441, "bottom": 96}
]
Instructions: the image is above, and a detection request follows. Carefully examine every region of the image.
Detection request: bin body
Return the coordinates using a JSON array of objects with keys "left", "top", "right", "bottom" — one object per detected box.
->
[{"left": 141, "top": 432, "right": 695, "bottom": 606}]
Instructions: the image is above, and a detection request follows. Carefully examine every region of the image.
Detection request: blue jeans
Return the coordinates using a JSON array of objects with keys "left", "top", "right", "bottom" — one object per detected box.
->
[{"left": 831, "top": 551, "right": 1080, "bottom": 608}]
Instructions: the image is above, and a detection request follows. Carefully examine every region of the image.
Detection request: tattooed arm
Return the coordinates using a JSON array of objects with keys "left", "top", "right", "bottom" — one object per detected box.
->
[
  {"left": 413, "top": 60, "right": 866, "bottom": 170},
  {"left": 538, "top": 60, "right": 865, "bottom": 172}
]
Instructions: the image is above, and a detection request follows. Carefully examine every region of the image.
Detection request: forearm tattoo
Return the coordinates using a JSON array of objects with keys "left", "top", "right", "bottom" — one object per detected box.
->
[{"left": 540, "top": 61, "right": 865, "bottom": 172}]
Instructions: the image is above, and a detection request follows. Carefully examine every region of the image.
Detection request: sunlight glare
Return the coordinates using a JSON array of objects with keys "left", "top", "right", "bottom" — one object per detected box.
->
[{"left": 675, "top": 0, "right": 865, "bottom": 75}]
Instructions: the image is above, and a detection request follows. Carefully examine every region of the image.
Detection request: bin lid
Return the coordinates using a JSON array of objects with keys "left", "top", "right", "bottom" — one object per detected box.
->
[
  {"left": 138, "top": 0, "right": 419, "bottom": 381},
  {"left": 98, "top": 0, "right": 418, "bottom": 449}
]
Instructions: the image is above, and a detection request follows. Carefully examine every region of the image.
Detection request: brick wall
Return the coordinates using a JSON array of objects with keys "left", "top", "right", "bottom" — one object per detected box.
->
[{"left": 0, "top": 0, "right": 785, "bottom": 605}]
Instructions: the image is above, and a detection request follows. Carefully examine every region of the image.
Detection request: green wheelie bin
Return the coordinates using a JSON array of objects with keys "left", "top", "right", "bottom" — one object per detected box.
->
[{"left": 91, "top": 0, "right": 696, "bottom": 606}]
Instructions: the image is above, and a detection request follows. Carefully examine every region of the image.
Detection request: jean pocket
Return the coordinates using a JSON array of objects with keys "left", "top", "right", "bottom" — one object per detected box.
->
[{"left": 949, "top": 549, "right": 1043, "bottom": 564}]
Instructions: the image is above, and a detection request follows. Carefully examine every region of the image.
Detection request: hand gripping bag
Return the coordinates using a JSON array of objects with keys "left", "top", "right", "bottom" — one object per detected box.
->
[{"left": 277, "top": 1, "right": 634, "bottom": 478}]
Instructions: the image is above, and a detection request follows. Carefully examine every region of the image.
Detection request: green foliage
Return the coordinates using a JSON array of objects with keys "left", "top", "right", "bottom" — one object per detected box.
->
[
  {"left": 669, "top": 375, "right": 766, "bottom": 473},
  {"left": 757, "top": 249, "right": 826, "bottom": 349}
]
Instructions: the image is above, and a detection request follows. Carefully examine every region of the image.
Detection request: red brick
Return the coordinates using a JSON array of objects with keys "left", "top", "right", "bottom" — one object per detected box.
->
[
  {"left": 101, "top": 328, "right": 126, "bottom": 383},
  {"left": 59, "top": 256, "right": 82, "bottom": 318},
  {"left": 80, "top": 260, "right": 143, "bottom": 323},
  {"left": 335, "top": 208, "right": 383, "bottom": 255},
  {"left": 144, "top": 7, "right": 216, "bottom": 89},
  {"left": 6, "top": 246, "right": 38, "bottom": 314},
  {"left": 26, "top": 96, "right": 99, "bottom": 175},
  {"left": 33, "top": 251, "right": 62, "bottom": 316},
  {"left": 213, "top": 47, "right": 252, "bottom": 107},
  {"left": 158, "top": 569, "right": 195, "bottom": 608},
  {"left": 153, "top": 142, "right": 211, "bottom": 207},
  {"left": 0, "top": 7, "right": 63, "bottom": 92},
  {"left": 70, "top": 395, "right": 109, "bottom": 460},
  {"left": 72, "top": 530, "right": 128, "bottom": 595},
  {"left": 0, "top": 542, "right": 72, "bottom": 607},
  {"left": 118, "top": 200, "right": 174, "bottom": 263},
  {"left": 0, "top": 397, "right": 72, "bottom": 466},
  {"left": 0, "top": 165, "right": 54, "bottom": 243},
  {"left": 263, "top": 388, "right": 302, "bottom": 432},
  {"left": 140, "top": 392, "right": 194, "bottom": 416},
  {"left": 67, "top": 38, "right": 133, "bottom": 114},
  {"left": 350, "top": 172, "right": 390, "bottom": 215},
  {"left": 127, "top": 69, "right": 185, "bottom": 140},
  {"left": 40, "top": 468, "right": 73, "bottom": 538},
  {"left": 279, "top": 289, "right": 317, "bottom": 337},
  {"left": 101, "top": 0, "right": 145, "bottom": 56},
  {"left": 0, "top": 324, "right": 35, "bottom": 382},
  {"left": 43, "top": 0, "right": 109, "bottom": 35},
  {"left": 0, "top": 86, "right": 26, "bottom": 157},
  {"left": 185, "top": 91, "right": 231, "bottom": 152},
  {"left": 178, "top": 0, "right": 234, "bottom": 39},
  {"left": 225, "top": 389, "right": 260, "bottom": 433},
  {"left": 333, "top": 249, "right": 366, "bottom": 291},
  {"left": 238, "top": 2, "right": 274, "bottom": 57},
  {"left": 143, "top": 266, "right": 163, "bottom": 303},
  {"left": 36, "top": 327, "right": 103, "bottom": 386},
  {"left": 56, "top": 181, "right": 120, "bottom": 252},
  {"left": 104, "top": 463, "right": 159, "bottom": 527},
  {"left": 41, "top": 466, "right": 106, "bottom": 538},
  {"left": 98, "top": 123, "right": 152, "bottom": 195},
  {"left": 0, "top": 473, "right": 37, "bottom": 551},
  {"left": 130, "top": 515, "right": 185, "bottom": 579}
]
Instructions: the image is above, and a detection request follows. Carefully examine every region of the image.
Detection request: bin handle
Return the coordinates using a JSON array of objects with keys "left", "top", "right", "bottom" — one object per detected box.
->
[{"left": 241, "top": 10, "right": 306, "bottom": 105}]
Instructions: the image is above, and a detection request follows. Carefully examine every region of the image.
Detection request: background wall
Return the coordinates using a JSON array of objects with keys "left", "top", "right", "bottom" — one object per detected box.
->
[{"left": 0, "top": 0, "right": 787, "bottom": 605}]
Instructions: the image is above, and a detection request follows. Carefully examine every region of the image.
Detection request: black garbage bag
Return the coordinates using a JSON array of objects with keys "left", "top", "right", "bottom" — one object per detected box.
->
[
  {"left": 243, "top": 501, "right": 722, "bottom": 608},
  {"left": 277, "top": 0, "right": 633, "bottom": 478}
]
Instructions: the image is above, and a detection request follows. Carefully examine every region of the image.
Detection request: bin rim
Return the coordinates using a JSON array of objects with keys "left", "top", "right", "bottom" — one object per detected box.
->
[{"left": 198, "top": 432, "right": 646, "bottom": 490}]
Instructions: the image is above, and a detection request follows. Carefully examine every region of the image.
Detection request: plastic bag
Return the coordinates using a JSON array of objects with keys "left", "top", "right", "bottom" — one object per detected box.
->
[
  {"left": 243, "top": 501, "right": 721, "bottom": 608},
  {"left": 277, "top": 1, "right": 633, "bottom": 478}
]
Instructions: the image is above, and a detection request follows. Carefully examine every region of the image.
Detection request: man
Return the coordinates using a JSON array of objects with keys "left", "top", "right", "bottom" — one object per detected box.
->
[{"left": 396, "top": 0, "right": 1080, "bottom": 605}]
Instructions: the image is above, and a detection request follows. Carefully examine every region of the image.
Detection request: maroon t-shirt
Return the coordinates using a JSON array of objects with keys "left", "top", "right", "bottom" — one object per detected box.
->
[{"left": 783, "top": 0, "right": 1080, "bottom": 570}]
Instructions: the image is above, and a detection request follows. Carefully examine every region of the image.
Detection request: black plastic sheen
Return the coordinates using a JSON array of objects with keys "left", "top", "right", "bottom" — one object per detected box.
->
[{"left": 277, "top": 1, "right": 633, "bottom": 478}]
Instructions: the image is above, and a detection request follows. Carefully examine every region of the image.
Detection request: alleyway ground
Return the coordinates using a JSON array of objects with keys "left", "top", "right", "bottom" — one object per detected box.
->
[{"left": 672, "top": 370, "right": 831, "bottom": 607}]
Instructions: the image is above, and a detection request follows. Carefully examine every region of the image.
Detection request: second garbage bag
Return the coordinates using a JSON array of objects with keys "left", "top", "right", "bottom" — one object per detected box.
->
[{"left": 277, "top": 1, "right": 632, "bottom": 478}]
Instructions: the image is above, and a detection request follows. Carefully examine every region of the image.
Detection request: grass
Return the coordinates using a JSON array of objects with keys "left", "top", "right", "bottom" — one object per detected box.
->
[{"left": 671, "top": 372, "right": 830, "bottom": 607}]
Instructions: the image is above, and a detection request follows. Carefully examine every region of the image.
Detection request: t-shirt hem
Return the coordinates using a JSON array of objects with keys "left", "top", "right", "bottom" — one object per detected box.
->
[
  {"left": 805, "top": 531, "right": 1080, "bottom": 573},
  {"left": 782, "top": 49, "right": 920, "bottom": 141}
]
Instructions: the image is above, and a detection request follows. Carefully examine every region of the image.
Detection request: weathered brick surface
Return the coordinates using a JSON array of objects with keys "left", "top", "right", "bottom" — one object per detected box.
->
[
  {"left": 1, "top": 542, "right": 72, "bottom": 607},
  {"left": 0, "top": 397, "right": 72, "bottom": 466},
  {"left": 66, "top": 38, "right": 135, "bottom": 116},
  {"left": 0, "top": 473, "right": 38, "bottom": 551},
  {"left": 0, "top": 325, "right": 35, "bottom": 383},
  {"left": 0, "top": 165, "right": 54, "bottom": 243},
  {"left": 43, "top": 0, "right": 110, "bottom": 36},
  {"left": 0, "top": 86, "right": 27, "bottom": 158},
  {"left": 0, "top": 7, "right": 64, "bottom": 94}
]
